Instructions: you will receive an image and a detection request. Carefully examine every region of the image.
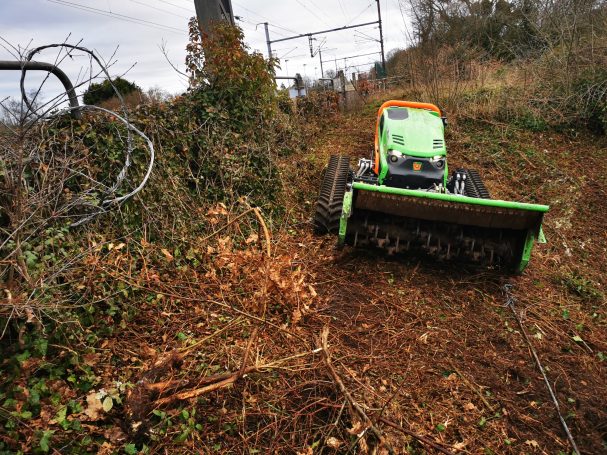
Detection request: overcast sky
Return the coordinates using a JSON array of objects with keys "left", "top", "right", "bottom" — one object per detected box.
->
[{"left": 0, "top": 0, "right": 414, "bottom": 102}]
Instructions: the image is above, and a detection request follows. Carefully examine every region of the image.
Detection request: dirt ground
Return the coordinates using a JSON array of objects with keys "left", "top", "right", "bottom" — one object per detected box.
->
[
  {"left": 4, "top": 103, "right": 606, "bottom": 455},
  {"left": 281, "top": 106, "right": 607, "bottom": 454},
  {"left": 104, "top": 107, "right": 607, "bottom": 454}
]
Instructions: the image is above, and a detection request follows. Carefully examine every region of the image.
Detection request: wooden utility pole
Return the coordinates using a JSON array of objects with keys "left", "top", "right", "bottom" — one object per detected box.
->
[{"left": 194, "top": 0, "right": 235, "bottom": 33}]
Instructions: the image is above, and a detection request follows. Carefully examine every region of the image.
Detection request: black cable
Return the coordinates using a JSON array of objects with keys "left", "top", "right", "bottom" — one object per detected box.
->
[
  {"left": 232, "top": 2, "right": 299, "bottom": 35},
  {"left": 347, "top": 2, "right": 374, "bottom": 26},
  {"left": 47, "top": 0, "right": 185, "bottom": 34},
  {"left": 154, "top": 0, "right": 195, "bottom": 13},
  {"left": 128, "top": 0, "right": 191, "bottom": 19},
  {"left": 294, "top": 0, "right": 332, "bottom": 26}
]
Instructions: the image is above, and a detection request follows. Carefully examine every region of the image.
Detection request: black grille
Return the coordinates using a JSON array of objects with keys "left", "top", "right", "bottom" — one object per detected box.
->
[
  {"left": 392, "top": 134, "right": 405, "bottom": 145},
  {"left": 432, "top": 139, "right": 444, "bottom": 149}
]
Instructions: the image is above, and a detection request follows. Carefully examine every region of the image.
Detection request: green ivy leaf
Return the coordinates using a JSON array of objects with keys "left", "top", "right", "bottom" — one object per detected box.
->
[
  {"left": 39, "top": 430, "right": 54, "bottom": 452},
  {"left": 54, "top": 406, "right": 68, "bottom": 429},
  {"left": 124, "top": 443, "right": 138, "bottom": 455},
  {"left": 17, "top": 410, "right": 33, "bottom": 420},
  {"left": 15, "top": 350, "right": 31, "bottom": 363}
]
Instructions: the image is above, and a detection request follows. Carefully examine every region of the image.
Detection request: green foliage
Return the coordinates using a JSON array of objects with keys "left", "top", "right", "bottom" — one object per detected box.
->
[
  {"left": 386, "top": 0, "right": 607, "bottom": 134},
  {"left": 406, "top": 0, "right": 601, "bottom": 61},
  {"left": 186, "top": 19, "right": 278, "bottom": 134},
  {"left": 276, "top": 90, "right": 294, "bottom": 115},
  {"left": 295, "top": 91, "right": 339, "bottom": 118},
  {"left": 513, "top": 109, "right": 548, "bottom": 132},
  {"left": 561, "top": 272, "right": 604, "bottom": 302},
  {"left": 569, "top": 67, "right": 607, "bottom": 134},
  {"left": 0, "top": 18, "right": 314, "bottom": 455},
  {"left": 82, "top": 77, "right": 141, "bottom": 106}
]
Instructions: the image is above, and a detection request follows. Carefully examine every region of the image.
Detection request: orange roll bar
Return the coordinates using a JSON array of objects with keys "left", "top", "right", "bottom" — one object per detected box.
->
[{"left": 373, "top": 100, "right": 442, "bottom": 174}]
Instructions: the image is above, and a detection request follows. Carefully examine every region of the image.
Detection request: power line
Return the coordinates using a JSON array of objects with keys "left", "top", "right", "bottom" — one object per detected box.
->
[
  {"left": 307, "top": 0, "right": 337, "bottom": 26},
  {"left": 279, "top": 53, "right": 309, "bottom": 59},
  {"left": 396, "top": 0, "right": 414, "bottom": 46},
  {"left": 294, "top": 0, "right": 332, "bottom": 27},
  {"left": 154, "top": 0, "right": 194, "bottom": 4},
  {"left": 347, "top": 2, "right": 374, "bottom": 25},
  {"left": 233, "top": 2, "right": 299, "bottom": 35},
  {"left": 268, "top": 20, "right": 379, "bottom": 45},
  {"left": 238, "top": 17, "right": 289, "bottom": 38},
  {"left": 154, "top": 0, "right": 195, "bottom": 13},
  {"left": 311, "top": 0, "right": 332, "bottom": 15},
  {"left": 341, "top": 60, "right": 378, "bottom": 71},
  {"left": 127, "top": 0, "right": 191, "bottom": 19},
  {"left": 355, "top": 29, "right": 380, "bottom": 42},
  {"left": 322, "top": 51, "right": 380, "bottom": 65},
  {"left": 48, "top": 0, "right": 185, "bottom": 33},
  {"left": 337, "top": 0, "right": 348, "bottom": 20},
  {"left": 268, "top": 25, "right": 294, "bottom": 37}
]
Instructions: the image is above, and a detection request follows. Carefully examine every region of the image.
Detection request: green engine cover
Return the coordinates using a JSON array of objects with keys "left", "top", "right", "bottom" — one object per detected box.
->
[{"left": 377, "top": 107, "right": 448, "bottom": 185}]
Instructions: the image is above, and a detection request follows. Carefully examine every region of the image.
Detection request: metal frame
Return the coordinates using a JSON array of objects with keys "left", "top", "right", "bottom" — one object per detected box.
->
[{"left": 0, "top": 60, "right": 80, "bottom": 118}]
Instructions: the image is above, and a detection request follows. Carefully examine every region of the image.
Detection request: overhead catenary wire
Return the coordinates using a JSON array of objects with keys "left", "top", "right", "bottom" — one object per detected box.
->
[
  {"left": 233, "top": 2, "right": 299, "bottom": 35},
  {"left": 259, "top": 1, "right": 385, "bottom": 74},
  {"left": 396, "top": 0, "right": 414, "bottom": 46},
  {"left": 347, "top": 2, "right": 374, "bottom": 25},
  {"left": 294, "top": 0, "right": 332, "bottom": 27},
  {"left": 127, "top": 0, "right": 191, "bottom": 19},
  {"left": 238, "top": 18, "right": 290, "bottom": 39},
  {"left": 47, "top": 0, "right": 186, "bottom": 34},
  {"left": 355, "top": 29, "right": 380, "bottom": 43},
  {"left": 322, "top": 51, "right": 381, "bottom": 65},
  {"left": 154, "top": 0, "right": 195, "bottom": 13},
  {"left": 337, "top": 0, "right": 348, "bottom": 20}
]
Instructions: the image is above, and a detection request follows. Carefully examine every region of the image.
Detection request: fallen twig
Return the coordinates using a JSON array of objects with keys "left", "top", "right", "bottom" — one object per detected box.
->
[
  {"left": 238, "top": 327, "right": 258, "bottom": 378},
  {"left": 319, "top": 326, "right": 395, "bottom": 455},
  {"left": 200, "top": 208, "right": 256, "bottom": 242},
  {"left": 448, "top": 362, "right": 496, "bottom": 413},
  {"left": 252, "top": 207, "right": 272, "bottom": 258},
  {"left": 503, "top": 284, "right": 580, "bottom": 455},
  {"left": 154, "top": 366, "right": 259, "bottom": 405},
  {"left": 200, "top": 206, "right": 272, "bottom": 258},
  {"left": 151, "top": 347, "right": 322, "bottom": 406},
  {"left": 179, "top": 316, "right": 243, "bottom": 354},
  {"left": 377, "top": 417, "right": 455, "bottom": 455}
]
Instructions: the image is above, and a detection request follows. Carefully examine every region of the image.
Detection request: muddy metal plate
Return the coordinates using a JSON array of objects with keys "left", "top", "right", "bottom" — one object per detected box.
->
[{"left": 354, "top": 190, "right": 544, "bottom": 231}]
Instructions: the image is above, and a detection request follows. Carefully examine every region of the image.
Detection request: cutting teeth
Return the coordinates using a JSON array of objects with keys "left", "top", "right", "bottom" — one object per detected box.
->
[{"left": 345, "top": 215, "right": 519, "bottom": 266}]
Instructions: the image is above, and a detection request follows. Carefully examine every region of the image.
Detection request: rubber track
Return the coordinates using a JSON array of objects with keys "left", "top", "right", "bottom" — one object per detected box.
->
[
  {"left": 454, "top": 168, "right": 491, "bottom": 199},
  {"left": 314, "top": 155, "right": 350, "bottom": 234},
  {"left": 466, "top": 169, "right": 491, "bottom": 199}
]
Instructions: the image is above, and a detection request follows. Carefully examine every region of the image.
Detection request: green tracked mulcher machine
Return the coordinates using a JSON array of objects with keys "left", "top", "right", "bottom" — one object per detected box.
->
[{"left": 314, "top": 100, "right": 549, "bottom": 272}]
